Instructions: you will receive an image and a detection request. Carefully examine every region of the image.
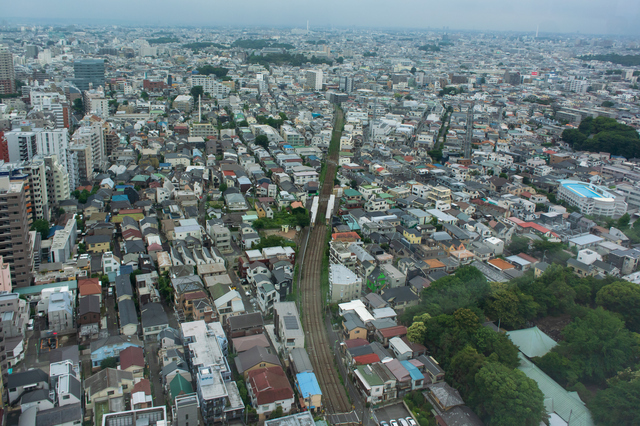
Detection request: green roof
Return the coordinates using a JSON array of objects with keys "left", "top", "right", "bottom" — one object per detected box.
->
[
  {"left": 169, "top": 374, "right": 193, "bottom": 400},
  {"left": 131, "top": 175, "right": 149, "bottom": 182},
  {"left": 209, "top": 283, "right": 232, "bottom": 300},
  {"left": 14, "top": 280, "right": 78, "bottom": 296},
  {"left": 506, "top": 326, "right": 557, "bottom": 358},
  {"left": 355, "top": 365, "right": 383, "bottom": 386},
  {"left": 344, "top": 189, "right": 361, "bottom": 197},
  {"left": 518, "top": 354, "right": 594, "bottom": 426}
]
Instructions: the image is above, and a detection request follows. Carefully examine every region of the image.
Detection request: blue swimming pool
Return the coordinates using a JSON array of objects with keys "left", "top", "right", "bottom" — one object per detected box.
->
[{"left": 565, "top": 183, "right": 604, "bottom": 199}]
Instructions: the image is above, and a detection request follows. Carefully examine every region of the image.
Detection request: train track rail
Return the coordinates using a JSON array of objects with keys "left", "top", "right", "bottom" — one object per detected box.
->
[{"left": 299, "top": 107, "right": 351, "bottom": 414}]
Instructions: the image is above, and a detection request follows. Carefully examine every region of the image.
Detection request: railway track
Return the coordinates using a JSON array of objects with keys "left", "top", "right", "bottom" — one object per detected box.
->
[{"left": 299, "top": 107, "right": 351, "bottom": 414}]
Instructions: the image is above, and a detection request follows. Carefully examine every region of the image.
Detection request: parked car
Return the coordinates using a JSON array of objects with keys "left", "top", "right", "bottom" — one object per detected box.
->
[
  {"left": 390, "top": 420, "right": 399, "bottom": 426},
  {"left": 27, "top": 319, "right": 34, "bottom": 331},
  {"left": 108, "top": 287, "right": 113, "bottom": 296},
  {"left": 406, "top": 417, "right": 417, "bottom": 426},
  {"left": 399, "top": 418, "right": 409, "bottom": 426}
]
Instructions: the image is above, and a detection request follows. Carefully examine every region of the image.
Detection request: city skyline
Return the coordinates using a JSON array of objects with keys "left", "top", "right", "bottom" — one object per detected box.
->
[{"left": 2, "top": 0, "right": 640, "bottom": 36}]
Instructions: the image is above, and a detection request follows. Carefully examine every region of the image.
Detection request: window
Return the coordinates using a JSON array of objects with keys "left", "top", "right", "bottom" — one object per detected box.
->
[
  {"left": 107, "top": 390, "right": 115, "bottom": 396},
  {"left": 63, "top": 395, "right": 70, "bottom": 400}
]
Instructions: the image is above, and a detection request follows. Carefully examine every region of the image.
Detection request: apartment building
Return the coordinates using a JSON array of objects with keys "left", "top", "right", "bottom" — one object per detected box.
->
[{"left": 0, "top": 177, "right": 32, "bottom": 287}]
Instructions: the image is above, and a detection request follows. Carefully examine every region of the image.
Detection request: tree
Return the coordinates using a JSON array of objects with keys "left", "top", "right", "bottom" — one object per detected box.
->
[
  {"left": 450, "top": 345, "right": 486, "bottom": 393},
  {"left": 407, "top": 321, "right": 427, "bottom": 344},
  {"left": 410, "top": 66, "right": 417, "bottom": 74},
  {"left": 557, "top": 307, "right": 637, "bottom": 383},
  {"left": 255, "top": 134, "right": 269, "bottom": 149},
  {"left": 73, "top": 98, "right": 84, "bottom": 114},
  {"left": 140, "top": 91, "right": 149, "bottom": 101},
  {"left": 485, "top": 288, "right": 537, "bottom": 329},
  {"left": 218, "top": 183, "right": 228, "bottom": 193},
  {"left": 473, "top": 363, "right": 546, "bottom": 426},
  {"left": 190, "top": 85, "right": 204, "bottom": 100},
  {"left": 596, "top": 281, "right": 640, "bottom": 332},
  {"left": 507, "top": 236, "right": 529, "bottom": 254},
  {"left": 336, "top": 56, "right": 344, "bottom": 64},
  {"left": 270, "top": 406, "right": 284, "bottom": 419},
  {"left": 101, "top": 357, "right": 118, "bottom": 370},
  {"left": 30, "top": 219, "right": 50, "bottom": 240},
  {"left": 617, "top": 213, "right": 630, "bottom": 229},
  {"left": 589, "top": 375, "right": 640, "bottom": 426},
  {"left": 534, "top": 351, "right": 578, "bottom": 387}
]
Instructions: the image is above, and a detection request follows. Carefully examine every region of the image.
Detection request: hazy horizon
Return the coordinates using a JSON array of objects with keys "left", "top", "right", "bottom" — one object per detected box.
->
[{"left": 2, "top": 0, "right": 640, "bottom": 37}]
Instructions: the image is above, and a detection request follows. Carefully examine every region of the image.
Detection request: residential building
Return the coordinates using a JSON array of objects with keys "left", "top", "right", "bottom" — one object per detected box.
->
[
  {"left": 0, "top": 177, "right": 32, "bottom": 287},
  {"left": 329, "top": 263, "right": 363, "bottom": 302},
  {"left": 247, "top": 366, "right": 295, "bottom": 421},
  {"left": 0, "top": 45, "right": 15, "bottom": 94},
  {"left": 50, "top": 215, "right": 77, "bottom": 263},
  {"left": 305, "top": 70, "right": 323, "bottom": 91},
  {"left": 273, "top": 302, "right": 304, "bottom": 356},
  {"left": 48, "top": 291, "right": 75, "bottom": 332}
]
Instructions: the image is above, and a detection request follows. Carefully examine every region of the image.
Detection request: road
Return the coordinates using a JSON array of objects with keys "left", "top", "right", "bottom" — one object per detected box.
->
[{"left": 298, "top": 105, "right": 352, "bottom": 415}]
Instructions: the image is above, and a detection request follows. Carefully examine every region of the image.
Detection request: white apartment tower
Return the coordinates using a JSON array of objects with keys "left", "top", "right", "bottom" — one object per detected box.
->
[{"left": 305, "top": 70, "right": 323, "bottom": 91}]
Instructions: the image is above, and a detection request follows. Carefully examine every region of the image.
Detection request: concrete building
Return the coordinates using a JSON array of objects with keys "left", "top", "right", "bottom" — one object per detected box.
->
[
  {"left": 44, "top": 155, "right": 71, "bottom": 205},
  {"left": 173, "top": 95, "right": 194, "bottom": 112},
  {"left": 0, "top": 45, "right": 15, "bottom": 95},
  {"left": 72, "top": 58, "right": 105, "bottom": 91},
  {"left": 273, "top": 302, "right": 305, "bottom": 356},
  {"left": 305, "top": 70, "right": 323, "bottom": 91},
  {"left": 0, "top": 177, "right": 32, "bottom": 287},
  {"left": 558, "top": 180, "right": 627, "bottom": 217},
  {"left": 72, "top": 120, "right": 105, "bottom": 173},
  {"left": 0, "top": 256, "right": 11, "bottom": 293},
  {"left": 50, "top": 214, "right": 78, "bottom": 263},
  {"left": 329, "top": 263, "right": 363, "bottom": 303},
  {"left": 48, "top": 291, "right": 75, "bottom": 332}
]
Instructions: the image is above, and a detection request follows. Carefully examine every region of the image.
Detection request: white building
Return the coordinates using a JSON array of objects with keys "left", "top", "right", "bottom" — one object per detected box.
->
[
  {"left": 50, "top": 214, "right": 78, "bottom": 263},
  {"left": 329, "top": 264, "right": 363, "bottom": 303},
  {"left": 305, "top": 70, "right": 323, "bottom": 91},
  {"left": 558, "top": 180, "right": 627, "bottom": 217},
  {"left": 48, "top": 291, "right": 74, "bottom": 332}
]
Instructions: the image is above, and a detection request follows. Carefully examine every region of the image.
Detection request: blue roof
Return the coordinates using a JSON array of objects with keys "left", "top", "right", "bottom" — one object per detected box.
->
[
  {"left": 115, "top": 184, "right": 134, "bottom": 189},
  {"left": 283, "top": 145, "right": 293, "bottom": 149},
  {"left": 159, "top": 163, "right": 171, "bottom": 168},
  {"left": 401, "top": 360, "right": 424, "bottom": 381},
  {"left": 112, "top": 194, "right": 129, "bottom": 202},
  {"left": 296, "top": 372, "right": 322, "bottom": 397},
  {"left": 48, "top": 225, "right": 64, "bottom": 238},
  {"left": 119, "top": 265, "right": 134, "bottom": 276}
]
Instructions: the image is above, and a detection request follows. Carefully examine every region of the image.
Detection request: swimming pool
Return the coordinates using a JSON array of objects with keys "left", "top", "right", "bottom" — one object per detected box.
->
[{"left": 565, "top": 183, "right": 605, "bottom": 199}]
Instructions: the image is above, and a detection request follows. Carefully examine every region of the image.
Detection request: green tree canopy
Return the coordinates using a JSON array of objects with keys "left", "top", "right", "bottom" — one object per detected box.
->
[
  {"left": 555, "top": 307, "right": 637, "bottom": 383},
  {"left": 473, "top": 362, "right": 546, "bottom": 426},
  {"left": 255, "top": 134, "right": 269, "bottom": 148},
  {"left": 589, "top": 371, "right": 640, "bottom": 426},
  {"left": 407, "top": 321, "right": 427, "bottom": 344},
  {"left": 100, "top": 357, "right": 118, "bottom": 369},
  {"left": 596, "top": 281, "right": 640, "bottom": 332},
  {"left": 190, "top": 85, "right": 204, "bottom": 100},
  {"left": 31, "top": 219, "right": 50, "bottom": 240},
  {"left": 562, "top": 116, "right": 640, "bottom": 158}
]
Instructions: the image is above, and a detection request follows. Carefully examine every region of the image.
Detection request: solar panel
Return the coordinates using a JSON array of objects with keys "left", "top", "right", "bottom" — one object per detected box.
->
[{"left": 283, "top": 315, "right": 299, "bottom": 330}]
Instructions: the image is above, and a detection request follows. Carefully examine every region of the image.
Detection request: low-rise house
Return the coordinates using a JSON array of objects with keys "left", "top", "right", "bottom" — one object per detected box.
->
[
  {"left": 8, "top": 369, "right": 49, "bottom": 404},
  {"left": 236, "top": 346, "right": 281, "bottom": 379},
  {"left": 84, "top": 368, "right": 134, "bottom": 412},
  {"left": 273, "top": 302, "right": 304, "bottom": 356},
  {"left": 247, "top": 366, "right": 295, "bottom": 421},
  {"left": 140, "top": 302, "right": 169, "bottom": 340},
  {"left": 118, "top": 298, "right": 139, "bottom": 336},
  {"left": 119, "top": 346, "right": 145, "bottom": 379}
]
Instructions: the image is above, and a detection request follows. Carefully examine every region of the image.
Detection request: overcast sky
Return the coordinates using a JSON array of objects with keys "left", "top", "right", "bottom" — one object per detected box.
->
[{"left": 4, "top": 0, "right": 640, "bottom": 36}]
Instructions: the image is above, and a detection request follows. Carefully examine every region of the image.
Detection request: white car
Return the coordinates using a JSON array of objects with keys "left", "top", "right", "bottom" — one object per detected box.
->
[
  {"left": 390, "top": 420, "right": 398, "bottom": 426},
  {"left": 406, "top": 418, "right": 417, "bottom": 426},
  {"left": 399, "top": 419, "right": 409, "bottom": 426},
  {"left": 27, "top": 319, "right": 34, "bottom": 330}
]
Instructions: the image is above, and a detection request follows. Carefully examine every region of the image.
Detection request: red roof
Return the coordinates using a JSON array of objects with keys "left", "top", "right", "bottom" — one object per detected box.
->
[
  {"left": 222, "top": 170, "right": 235, "bottom": 176},
  {"left": 123, "top": 229, "right": 143, "bottom": 240},
  {"left": 147, "top": 243, "right": 163, "bottom": 252},
  {"left": 379, "top": 326, "right": 408, "bottom": 339},
  {"left": 120, "top": 209, "right": 143, "bottom": 215},
  {"left": 184, "top": 290, "right": 208, "bottom": 301},
  {"left": 247, "top": 366, "right": 294, "bottom": 405},
  {"left": 120, "top": 346, "right": 144, "bottom": 370},
  {"left": 132, "top": 379, "right": 151, "bottom": 395},
  {"left": 354, "top": 353, "right": 380, "bottom": 365},
  {"left": 344, "top": 338, "right": 369, "bottom": 349},
  {"left": 78, "top": 278, "right": 101, "bottom": 296}
]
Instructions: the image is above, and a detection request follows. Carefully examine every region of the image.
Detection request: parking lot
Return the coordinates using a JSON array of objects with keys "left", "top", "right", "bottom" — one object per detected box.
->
[{"left": 373, "top": 402, "right": 416, "bottom": 425}]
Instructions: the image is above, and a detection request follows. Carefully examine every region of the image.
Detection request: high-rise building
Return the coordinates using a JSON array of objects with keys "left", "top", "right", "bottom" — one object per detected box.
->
[
  {"left": 72, "top": 119, "right": 105, "bottom": 172},
  {"left": 25, "top": 45, "right": 39, "bottom": 59},
  {"left": 0, "top": 131, "right": 7, "bottom": 162},
  {"left": 305, "top": 70, "right": 323, "bottom": 91},
  {"left": 24, "top": 157, "right": 50, "bottom": 221},
  {"left": 72, "top": 58, "right": 105, "bottom": 91},
  {"left": 0, "top": 256, "right": 12, "bottom": 293},
  {"left": 69, "top": 144, "right": 92, "bottom": 186},
  {"left": 0, "top": 46, "right": 15, "bottom": 95},
  {"left": 339, "top": 76, "right": 353, "bottom": 93},
  {"left": 44, "top": 155, "right": 71, "bottom": 205},
  {"left": 4, "top": 123, "right": 70, "bottom": 172},
  {"left": 0, "top": 177, "right": 33, "bottom": 288}
]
